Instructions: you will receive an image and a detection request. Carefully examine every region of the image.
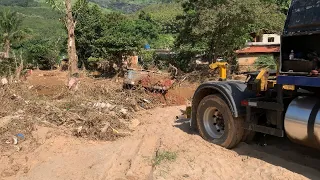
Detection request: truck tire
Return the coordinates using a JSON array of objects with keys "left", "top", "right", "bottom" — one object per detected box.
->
[{"left": 197, "top": 95, "right": 244, "bottom": 149}]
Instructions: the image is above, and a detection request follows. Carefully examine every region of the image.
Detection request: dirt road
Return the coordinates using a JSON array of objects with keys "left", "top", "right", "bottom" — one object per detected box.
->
[{"left": 2, "top": 106, "right": 320, "bottom": 180}]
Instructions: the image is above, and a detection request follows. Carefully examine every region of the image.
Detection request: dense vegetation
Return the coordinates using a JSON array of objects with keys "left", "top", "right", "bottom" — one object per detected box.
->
[
  {"left": 0, "top": 0, "right": 291, "bottom": 74},
  {"left": 0, "top": 0, "right": 38, "bottom": 7},
  {"left": 0, "top": 2, "right": 66, "bottom": 70},
  {"left": 174, "top": 0, "right": 286, "bottom": 70}
]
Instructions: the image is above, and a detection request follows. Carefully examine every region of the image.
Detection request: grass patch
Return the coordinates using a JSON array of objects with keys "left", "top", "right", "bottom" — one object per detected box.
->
[{"left": 152, "top": 150, "right": 177, "bottom": 166}]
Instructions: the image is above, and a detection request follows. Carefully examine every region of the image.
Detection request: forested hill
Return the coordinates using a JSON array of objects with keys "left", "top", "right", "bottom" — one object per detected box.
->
[
  {"left": 89, "top": 0, "right": 175, "bottom": 13},
  {"left": 0, "top": 0, "right": 175, "bottom": 13}
]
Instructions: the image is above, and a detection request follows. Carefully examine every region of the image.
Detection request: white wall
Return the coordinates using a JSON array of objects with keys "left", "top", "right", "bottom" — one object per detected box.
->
[
  {"left": 262, "top": 34, "right": 280, "bottom": 43},
  {"left": 246, "top": 34, "right": 280, "bottom": 46}
]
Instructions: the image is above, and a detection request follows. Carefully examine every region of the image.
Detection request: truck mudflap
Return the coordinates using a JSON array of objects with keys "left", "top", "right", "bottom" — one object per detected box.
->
[{"left": 190, "top": 81, "right": 256, "bottom": 130}]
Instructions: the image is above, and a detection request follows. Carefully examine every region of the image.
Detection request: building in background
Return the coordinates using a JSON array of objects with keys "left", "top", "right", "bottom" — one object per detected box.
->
[{"left": 236, "top": 34, "right": 280, "bottom": 72}]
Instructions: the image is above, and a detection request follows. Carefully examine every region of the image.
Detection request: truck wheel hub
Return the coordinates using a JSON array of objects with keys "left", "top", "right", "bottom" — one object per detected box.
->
[{"left": 203, "top": 107, "right": 225, "bottom": 139}]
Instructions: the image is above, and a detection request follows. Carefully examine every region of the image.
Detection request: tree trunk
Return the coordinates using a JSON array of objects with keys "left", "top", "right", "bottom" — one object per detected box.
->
[
  {"left": 15, "top": 57, "right": 24, "bottom": 80},
  {"left": 4, "top": 39, "right": 10, "bottom": 59},
  {"left": 65, "top": 0, "right": 78, "bottom": 76}
]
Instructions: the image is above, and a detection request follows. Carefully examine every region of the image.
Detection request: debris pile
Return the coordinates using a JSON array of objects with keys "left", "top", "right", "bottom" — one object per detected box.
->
[{"left": 0, "top": 76, "right": 184, "bottom": 143}]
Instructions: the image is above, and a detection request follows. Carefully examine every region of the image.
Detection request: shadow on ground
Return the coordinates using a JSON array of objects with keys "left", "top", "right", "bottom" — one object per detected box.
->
[{"left": 174, "top": 113, "right": 320, "bottom": 179}]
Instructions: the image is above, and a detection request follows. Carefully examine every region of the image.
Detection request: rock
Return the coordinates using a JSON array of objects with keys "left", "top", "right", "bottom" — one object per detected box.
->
[
  {"left": 28, "top": 85, "right": 34, "bottom": 89},
  {"left": 128, "top": 119, "right": 140, "bottom": 130},
  {"left": 1, "top": 78, "right": 8, "bottom": 85}
]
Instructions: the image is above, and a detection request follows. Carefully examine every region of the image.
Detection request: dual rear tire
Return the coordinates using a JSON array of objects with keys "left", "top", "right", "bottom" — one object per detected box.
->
[{"left": 196, "top": 95, "right": 254, "bottom": 148}]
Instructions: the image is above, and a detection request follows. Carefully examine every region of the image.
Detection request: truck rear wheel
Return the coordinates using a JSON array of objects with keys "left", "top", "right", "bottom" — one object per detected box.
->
[{"left": 197, "top": 95, "right": 244, "bottom": 149}]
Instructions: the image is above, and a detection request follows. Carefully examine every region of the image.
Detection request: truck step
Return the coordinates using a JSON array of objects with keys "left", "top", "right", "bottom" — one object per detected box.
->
[{"left": 243, "top": 122, "right": 284, "bottom": 137}]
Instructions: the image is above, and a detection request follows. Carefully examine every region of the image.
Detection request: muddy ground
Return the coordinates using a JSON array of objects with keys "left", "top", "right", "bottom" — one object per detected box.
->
[{"left": 1, "top": 70, "right": 320, "bottom": 180}]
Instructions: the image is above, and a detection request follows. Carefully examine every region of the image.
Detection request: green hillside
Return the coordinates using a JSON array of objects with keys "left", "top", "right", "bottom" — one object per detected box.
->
[
  {"left": 0, "top": 5, "right": 65, "bottom": 39},
  {"left": 0, "top": 0, "right": 114, "bottom": 41},
  {"left": 89, "top": 0, "right": 175, "bottom": 13},
  {"left": 0, "top": 0, "right": 174, "bottom": 14}
]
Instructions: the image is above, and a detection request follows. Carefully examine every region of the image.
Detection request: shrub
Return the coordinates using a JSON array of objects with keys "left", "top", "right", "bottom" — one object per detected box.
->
[
  {"left": 139, "top": 50, "right": 156, "bottom": 69},
  {"left": 254, "top": 55, "right": 277, "bottom": 70},
  {"left": 0, "top": 58, "right": 16, "bottom": 77}
]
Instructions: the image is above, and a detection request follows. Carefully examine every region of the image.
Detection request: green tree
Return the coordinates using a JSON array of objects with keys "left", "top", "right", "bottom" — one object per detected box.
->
[
  {"left": 95, "top": 12, "right": 160, "bottom": 59},
  {"left": 262, "top": 0, "right": 291, "bottom": 14},
  {"left": 0, "top": 10, "right": 28, "bottom": 59},
  {"left": 134, "top": 3, "right": 183, "bottom": 49},
  {"left": 254, "top": 55, "right": 277, "bottom": 70},
  {"left": 136, "top": 11, "right": 161, "bottom": 46},
  {"left": 74, "top": 1, "right": 106, "bottom": 68},
  {"left": 94, "top": 13, "right": 144, "bottom": 63},
  {"left": 176, "top": 0, "right": 285, "bottom": 65},
  {"left": 23, "top": 38, "right": 63, "bottom": 69},
  {"left": 75, "top": 5, "right": 161, "bottom": 71}
]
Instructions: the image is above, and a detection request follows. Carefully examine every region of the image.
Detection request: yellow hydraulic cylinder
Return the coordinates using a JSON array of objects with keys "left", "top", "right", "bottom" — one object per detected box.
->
[{"left": 209, "top": 62, "right": 228, "bottom": 80}]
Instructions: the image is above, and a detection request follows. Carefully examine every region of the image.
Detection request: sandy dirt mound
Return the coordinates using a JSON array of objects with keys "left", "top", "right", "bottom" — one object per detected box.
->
[{"left": 1, "top": 106, "right": 320, "bottom": 180}]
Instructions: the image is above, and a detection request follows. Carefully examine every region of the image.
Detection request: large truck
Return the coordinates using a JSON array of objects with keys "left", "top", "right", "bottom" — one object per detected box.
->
[{"left": 191, "top": 0, "right": 320, "bottom": 149}]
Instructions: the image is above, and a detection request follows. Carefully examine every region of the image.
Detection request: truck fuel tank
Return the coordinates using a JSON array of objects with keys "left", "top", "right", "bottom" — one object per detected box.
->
[{"left": 285, "top": 96, "right": 320, "bottom": 149}]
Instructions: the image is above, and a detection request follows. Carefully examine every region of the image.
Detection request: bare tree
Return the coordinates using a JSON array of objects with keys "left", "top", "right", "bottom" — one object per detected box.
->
[{"left": 46, "top": 0, "right": 82, "bottom": 76}]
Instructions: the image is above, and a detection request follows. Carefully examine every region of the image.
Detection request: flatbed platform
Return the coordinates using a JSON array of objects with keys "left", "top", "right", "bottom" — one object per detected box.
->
[{"left": 277, "top": 75, "right": 320, "bottom": 87}]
